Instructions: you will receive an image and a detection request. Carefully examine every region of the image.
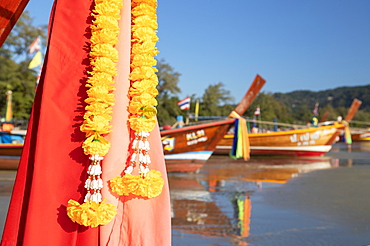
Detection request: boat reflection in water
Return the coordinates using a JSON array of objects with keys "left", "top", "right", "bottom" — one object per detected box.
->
[{"left": 169, "top": 156, "right": 338, "bottom": 245}]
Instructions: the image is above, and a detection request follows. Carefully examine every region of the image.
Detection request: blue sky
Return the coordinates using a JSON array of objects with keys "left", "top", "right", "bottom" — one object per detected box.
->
[{"left": 25, "top": 0, "right": 370, "bottom": 103}]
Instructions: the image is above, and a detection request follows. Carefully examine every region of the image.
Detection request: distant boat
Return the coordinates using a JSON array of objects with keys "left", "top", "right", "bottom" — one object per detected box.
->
[
  {"left": 161, "top": 118, "right": 235, "bottom": 172},
  {"left": 161, "top": 74, "right": 265, "bottom": 172},
  {"left": 216, "top": 123, "right": 343, "bottom": 156},
  {"left": 352, "top": 132, "right": 370, "bottom": 141},
  {"left": 0, "top": 131, "right": 24, "bottom": 169},
  {"left": 215, "top": 99, "right": 362, "bottom": 157},
  {"left": 340, "top": 128, "right": 370, "bottom": 142}
]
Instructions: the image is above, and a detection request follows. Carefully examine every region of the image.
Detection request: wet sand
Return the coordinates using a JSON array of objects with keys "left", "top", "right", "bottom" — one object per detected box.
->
[
  {"left": 0, "top": 170, "right": 16, "bottom": 237},
  {"left": 249, "top": 165, "right": 370, "bottom": 245}
]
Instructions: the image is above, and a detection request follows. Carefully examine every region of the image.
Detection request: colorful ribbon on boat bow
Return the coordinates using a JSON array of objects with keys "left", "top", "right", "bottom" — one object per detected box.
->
[
  {"left": 342, "top": 120, "right": 352, "bottom": 144},
  {"left": 229, "top": 111, "right": 250, "bottom": 160}
]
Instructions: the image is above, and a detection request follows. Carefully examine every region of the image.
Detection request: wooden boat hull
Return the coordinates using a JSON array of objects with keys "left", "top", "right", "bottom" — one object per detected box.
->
[
  {"left": 350, "top": 132, "right": 370, "bottom": 142},
  {"left": 215, "top": 123, "right": 343, "bottom": 157},
  {"left": 0, "top": 156, "right": 20, "bottom": 169},
  {"left": 0, "top": 143, "right": 23, "bottom": 169},
  {"left": 0, "top": 143, "right": 23, "bottom": 156},
  {"left": 161, "top": 119, "right": 235, "bottom": 172}
]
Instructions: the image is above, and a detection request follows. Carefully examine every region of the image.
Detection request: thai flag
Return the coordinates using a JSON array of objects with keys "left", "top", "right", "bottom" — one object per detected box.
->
[
  {"left": 254, "top": 107, "right": 260, "bottom": 115},
  {"left": 313, "top": 103, "right": 319, "bottom": 116},
  {"left": 177, "top": 97, "right": 190, "bottom": 110},
  {"left": 29, "top": 36, "right": 41, "bottom": 54}
]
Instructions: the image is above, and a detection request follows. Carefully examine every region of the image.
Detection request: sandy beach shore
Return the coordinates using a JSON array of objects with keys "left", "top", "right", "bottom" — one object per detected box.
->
[
  {"left": 0, "top": 170, "right": 16, "bottom": 238},
  {"left": 249, "top": 165, "right": 370, "bottom": 245}
]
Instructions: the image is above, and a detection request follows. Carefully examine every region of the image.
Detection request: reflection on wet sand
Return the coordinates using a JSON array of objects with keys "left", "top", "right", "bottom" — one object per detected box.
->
[{"left": 169, "top": 156, "right": 338, "bottom": 245}]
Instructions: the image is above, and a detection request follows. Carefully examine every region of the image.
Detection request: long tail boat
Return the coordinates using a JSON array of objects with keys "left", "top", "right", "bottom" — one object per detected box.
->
[
  {"left": 161, "top": 119, "right": 235, "bottom": 172},
  {"left": 350, "top": 131, "right": 370, "bottom": 142},
  {"left": 161, "top": 74, "right": 265, "bottom": 172},
  {"left": 0, "top": 131, "right": 24, "bottom": 169},
  {"left": 339, "top": 127, "right": 370, "bottom": 142},
  {"left": 215, "top": 99, "right": 362, "bottom": 157}
]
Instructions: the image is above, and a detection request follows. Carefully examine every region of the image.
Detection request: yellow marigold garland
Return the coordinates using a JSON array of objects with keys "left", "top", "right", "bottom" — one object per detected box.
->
[
  {"left": 66, "top": 0, "right": 122, "bottom": 227},
  {"left": 109, "top": 0, "right": 164, "bottom": 198},
  {"left": 67, "top": 0, "right": 164, "bottom": 227}
]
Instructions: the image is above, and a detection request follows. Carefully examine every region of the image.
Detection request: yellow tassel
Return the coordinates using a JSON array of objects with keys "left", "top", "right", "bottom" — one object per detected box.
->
[
  {"left": 110, "top": 170, "right": 164, "bottom": 198},
  {"left": 67, "top": 199, "right": 117, "bottom": 227}
]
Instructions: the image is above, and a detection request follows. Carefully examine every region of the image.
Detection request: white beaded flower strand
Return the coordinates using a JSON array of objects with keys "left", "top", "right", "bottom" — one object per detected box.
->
[{"left": 125, "top": 131, "right": 151, "bottom": 177}]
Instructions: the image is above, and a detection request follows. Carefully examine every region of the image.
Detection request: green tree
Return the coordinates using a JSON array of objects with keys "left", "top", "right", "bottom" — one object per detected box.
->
[
  {"left": 292, "top": 104, "right": 314, "bottom": 125},
  {"left": 155, "top": 59, "right": 182, "bottom": 126},
  {"left": 0, "top": 11, "right": 47, "bottom": 123},
  {"left": 320, "top": 104, "right": 338, "bottom": 121},
  {"left": 156, "top": 94, "right": 183, "bottom": 126},
  {"left": 156, "top": 59, "right": 181, "bottom": 97},
  {"left": 200, "top": 82, "right": 234, "bottom": 116},
  {"left": 245, "top": 92, "right": 293, "bottom": 130},
  {"left": 1, "top": 11, "right": 47, "bottom": 59}
]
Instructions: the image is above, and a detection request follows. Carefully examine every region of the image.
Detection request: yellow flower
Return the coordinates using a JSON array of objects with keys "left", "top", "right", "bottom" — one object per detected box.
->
[
  {"left": 132, "top": 4, "right": 157, "bottom": 18},
  {"left": 128, "top": 97, "right": 157, "bottom": 116},
  {"left": 67, "top": 199, "right": 117, "bottom": 227},
  {"left": 132, "top": 27, "right": 158, "bottom": 43},
  {"left": 86, "top": 72, "right": 115, "bottom": 87},
  {"left": 130, "top": 54, "right": 157, "bottom": 68},
  {"left": 110, "top": 175, "right": 141, "bottom": 196},
  {"left": 91, "top": 57, "right": 117, "bottom": 76},
  {"left": 90, "top": 43, "right": 119, "bottom": 62},
  {"left": 135, "top": 170, "right": 164, "bottom": 198},
  {"left": 82, "top": 134, "right": 111, "bottom": 156},
  {"left": 90, "top": 29, "right": 120, "bottom": 45},
  {"left": 132, "top": 0, "right": 157, "bottom": 7},
  {"left": 128, "top": 101, "right": 142, "bottom": 115},
  {"left": 86, "top": 84, "right": 114, "bottom": 97},
  {"left": 109, "top": 170, "right": 163, "bottom": 199},
  {"left": 93, "top": 1, "right": 122, "bottom": 19},
  {"left": 132, "top": 92, "right": 157, "bottom": 105},
  {"left": 92, "top": 15, "right": 120, "bottom": 31},
  {"left": 129, "top": 117, "right": 156, "bottom": 132},
  {"left": 131, "top": 41, "right": 158, "bottom": 55},
  {"left": 82, "top": 114, "right": 112, "bottom": 132},
  {"left": 130, "top": 66, "right": 157, "bottom": 81},
  {"left": 85, "top": 94, "right": 115, "bottom": 105},
  {"left": 129, "top": 83, "right": 158, "bottom": 99},
  {"left": 132, "top": 15, "right": 158, "bottom": 30},
  {"left": 83, "top": 108, "right": 113, "bottom": 122},
  {"left": 131, "top": 79, "right": 158, "bottom": 90},
  {"left": 142, "top": 106, "right": 157, "bottom": 118}
]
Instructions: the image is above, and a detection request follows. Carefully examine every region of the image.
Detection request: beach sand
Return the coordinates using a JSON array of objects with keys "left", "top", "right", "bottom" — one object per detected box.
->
[
  {"left": 249, "top": 165, "right": 370, "bottom": 245},
  {"left": 0, "top": 170, "right": 16, "bottom": 238}
]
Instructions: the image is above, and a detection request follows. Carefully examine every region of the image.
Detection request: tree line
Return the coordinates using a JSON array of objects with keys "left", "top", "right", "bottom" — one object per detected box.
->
[{"left": 2, "top": 12, "right": 370, "bottom": 129}]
